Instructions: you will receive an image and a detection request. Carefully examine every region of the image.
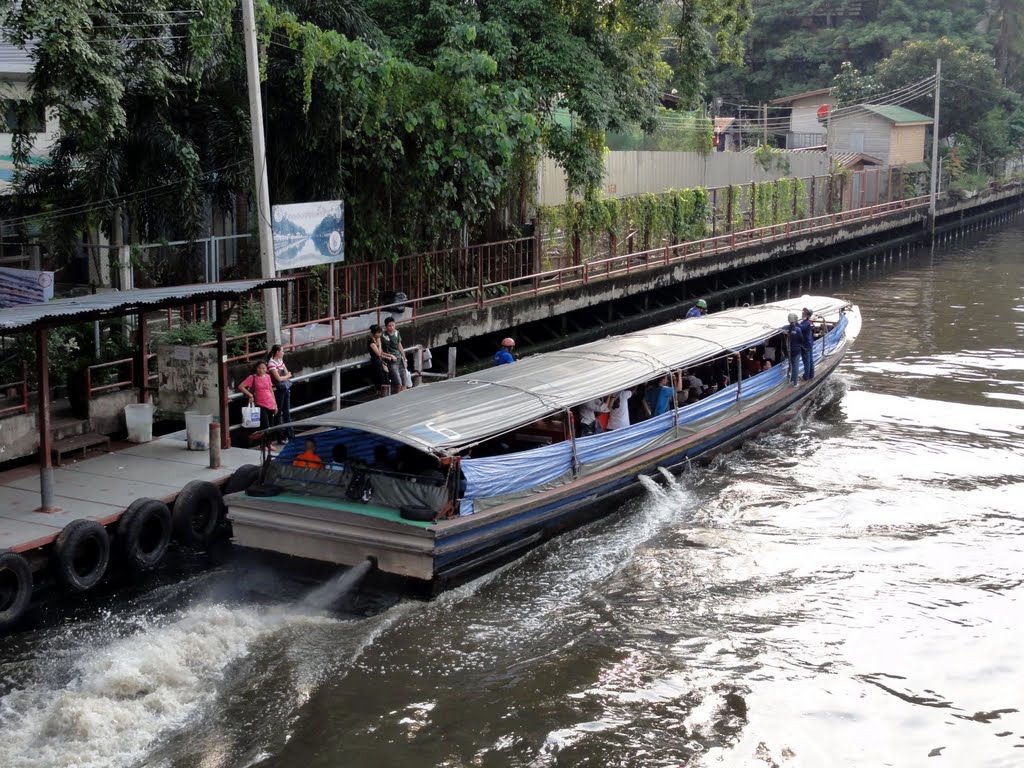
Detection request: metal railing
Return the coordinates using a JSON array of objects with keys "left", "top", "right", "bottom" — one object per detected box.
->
[
  {"left": 0, "top": 362, "right": 28, "bottom": 417},
  {"left": 85, "top": 354, "right": 159, "bottom": 399}
]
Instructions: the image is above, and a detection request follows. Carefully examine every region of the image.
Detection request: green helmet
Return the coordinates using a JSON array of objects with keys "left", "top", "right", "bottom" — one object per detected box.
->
[{"left": 695, "top": 299, "right": 707, "bottom": 309}]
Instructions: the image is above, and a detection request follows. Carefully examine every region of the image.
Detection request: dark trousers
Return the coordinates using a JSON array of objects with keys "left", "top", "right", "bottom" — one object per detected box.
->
[
  {"left": 801, "top": 346, "right": 814, "bottom": 380},
  {"left": 275, "top": 386, "right": 295, "bottom": 439},
  {"left": 258, "top": 405, "right": 275, "bottom": 430},
  {"left": 789, "top": 349, "right": 802, "bottom": 384}
]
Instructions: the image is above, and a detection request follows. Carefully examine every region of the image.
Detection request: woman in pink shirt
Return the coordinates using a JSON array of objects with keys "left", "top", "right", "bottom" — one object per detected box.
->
[{"left": 238, "top": 360, "right": 278, "bottom": 430}]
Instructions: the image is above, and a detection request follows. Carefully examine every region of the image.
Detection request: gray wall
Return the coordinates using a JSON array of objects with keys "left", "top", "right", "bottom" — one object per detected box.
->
[
  {"left": 538, "top": 150, "right": 830, "bottom": 206},
  {"left": 831, "top": 113, "right": 892, "bottom": 165}
]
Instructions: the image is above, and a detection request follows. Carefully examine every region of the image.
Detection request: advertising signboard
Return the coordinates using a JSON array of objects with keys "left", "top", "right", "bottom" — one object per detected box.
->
[
  {"left": 271, "top": 200, "right": 345, "bottom": 271},
  {"left": 0, "top": 267, "right": 55, "bottom": 308}
]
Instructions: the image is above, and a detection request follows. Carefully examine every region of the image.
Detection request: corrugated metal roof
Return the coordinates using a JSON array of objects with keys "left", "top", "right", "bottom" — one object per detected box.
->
[
  {"left": 290, "top": 295, "right": 854, "bottom": 454},
  {"left": 0, "top": 278, "right": 290, "bottom": 330},
  {"left": 0, "top": 41, "right": 36, "bottom": 75},
  {"left": 858, "top": 104, "right": 932, "bottom": 125},
  {"left": 769, "top": 87, "right": 831, "bottom": 105}
]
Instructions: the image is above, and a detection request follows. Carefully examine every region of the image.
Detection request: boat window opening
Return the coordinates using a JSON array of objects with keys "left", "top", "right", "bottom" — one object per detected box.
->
[{"left": 470, "top": 413, "right": 570, "bottom": 458}]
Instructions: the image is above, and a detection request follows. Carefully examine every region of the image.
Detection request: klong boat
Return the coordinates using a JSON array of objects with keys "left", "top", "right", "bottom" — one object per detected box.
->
[{"left": 225, "top": 296, "right": 861, "bottom": 586}]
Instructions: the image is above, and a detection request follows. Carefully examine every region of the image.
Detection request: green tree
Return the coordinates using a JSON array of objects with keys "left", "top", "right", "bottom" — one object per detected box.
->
[{"left": 874, "top": 37, "right": 1011, "bottom": 141}]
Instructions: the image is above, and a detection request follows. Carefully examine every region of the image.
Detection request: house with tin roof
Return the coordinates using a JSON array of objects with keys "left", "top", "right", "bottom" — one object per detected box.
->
[
  {"left": 769, "top": 87, "right": 833, "bottom": 149},
  {"left": 829, "top": 104, "right": 932, "bottom": 167}
]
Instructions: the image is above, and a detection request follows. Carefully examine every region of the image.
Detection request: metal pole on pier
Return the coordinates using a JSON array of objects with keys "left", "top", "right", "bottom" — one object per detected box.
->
[
  {"left": 928, "top": 59, "right": 942, "bottom": 235},
  {"left": 241, "top": 0, "right": 282, "bottom": 345}
]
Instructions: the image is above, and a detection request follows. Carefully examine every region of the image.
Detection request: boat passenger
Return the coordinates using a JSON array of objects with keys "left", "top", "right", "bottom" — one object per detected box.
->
[
  {"left": 381, "top": 316, "right": 407, "bottom": 394},
  {"left": 644, "top": 376, "right": 675, "bottom": 416},
  {"left": 784, "top": 313, "right": 805, "bottom": 386},
  {"left": 685, "top": 299, "right": 708, "bottom": 318},
  {"left": 293, "top": 439, "right": 324, "bottom": 469},
  {"left": 238, "top": 361, "right": 278, "bottom": 430},
  {"left": 326, "top": 444, "right": 348, "bottom": 471},
  {"left": 799, "top": 308, "right": 815, "bottom": 380},
  {"left": 373, "top": 444, "right": 397, "bottom": 470},
  {"left": 367, "top": 324, "right": 389, "bottom": 397},
  {"left": 494, "top": 337, "right": 517, "bottom": 366},
  {"left": 606, "top": 389, "right": 632, "bottom": 430},
  {"left": 577, "top": 398, "right": 610, "bottom": 436}
]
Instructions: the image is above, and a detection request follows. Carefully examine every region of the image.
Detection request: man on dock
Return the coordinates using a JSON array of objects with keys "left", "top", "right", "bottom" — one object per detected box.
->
[{"left": 686, "top": 299, "right": 708, "bottom": 319}]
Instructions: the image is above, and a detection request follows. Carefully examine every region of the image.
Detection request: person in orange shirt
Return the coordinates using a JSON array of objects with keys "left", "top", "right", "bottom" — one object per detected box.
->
[{"left": 292, "top": 439, "right": 323, "bottom": 469}]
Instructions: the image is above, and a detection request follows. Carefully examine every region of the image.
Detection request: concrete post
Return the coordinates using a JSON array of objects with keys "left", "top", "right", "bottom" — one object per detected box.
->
[
  {"left": 35, "top": 328, "right": 56, "bottom": 512},
  {"left": 209, "top": 422, "right": 222, "bottom": 469}
]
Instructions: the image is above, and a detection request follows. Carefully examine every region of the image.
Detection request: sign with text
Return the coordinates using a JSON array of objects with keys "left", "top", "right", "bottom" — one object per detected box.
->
[
  {"left": 156, "top": 345, "right": 219, "bottom": 417},
  {"left": 0, "top": 266, "right": 54, "bottom": 308},
  {"left": 271, "top": 200, "right": 345, "bottom": 271}
]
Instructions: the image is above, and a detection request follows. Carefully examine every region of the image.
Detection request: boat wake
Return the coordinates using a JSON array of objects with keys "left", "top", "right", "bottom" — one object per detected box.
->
[{"left": 0, "top": 569, "right": 407, "bottom": 768}]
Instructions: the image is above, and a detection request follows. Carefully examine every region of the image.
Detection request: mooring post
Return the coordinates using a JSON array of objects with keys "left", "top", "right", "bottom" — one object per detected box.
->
[
  {"left": 209, "top": 422, "right": 222, "bottom": 469},
  {"left": 447, "top": 346, "right": 457, "bottom": 379}
]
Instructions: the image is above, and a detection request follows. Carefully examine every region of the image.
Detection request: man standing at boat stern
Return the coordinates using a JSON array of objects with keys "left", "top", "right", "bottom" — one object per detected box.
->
[
  {"left": 785, "top": 313, "right": 805, "bottom": 386},
  {"left": 799, "top": 308, "right": 815, "bottom": 380}
]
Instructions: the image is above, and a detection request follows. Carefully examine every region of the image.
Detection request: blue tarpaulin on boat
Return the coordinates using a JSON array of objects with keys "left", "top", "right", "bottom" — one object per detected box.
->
[{"left": 459, "top": 318, "right": 848, "bottom": 513}]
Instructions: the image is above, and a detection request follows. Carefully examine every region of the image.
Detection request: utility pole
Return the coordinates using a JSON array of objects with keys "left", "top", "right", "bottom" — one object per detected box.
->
[
  {"left": 241, "top": 0, "right": 282, "bottom": 345},
  {"left": 928, "top": 58, "right": 942, "bottom": 235},
  {"left": 762, "top": 103, "right": 768, "bottom": 146}
]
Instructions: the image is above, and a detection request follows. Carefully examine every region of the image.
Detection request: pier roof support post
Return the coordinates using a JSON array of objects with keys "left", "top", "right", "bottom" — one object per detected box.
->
[
  {"left": 215, "top": 300, "right": 231, "bottom": 450},
  {"left": 35, "top": 328, "right": 56, "bottom": 512}
]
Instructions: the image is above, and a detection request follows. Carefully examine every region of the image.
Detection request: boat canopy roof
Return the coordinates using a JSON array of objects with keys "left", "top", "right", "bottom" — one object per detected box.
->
[{"left": 290, "top": 296, "right": 851, "bottom": 454}]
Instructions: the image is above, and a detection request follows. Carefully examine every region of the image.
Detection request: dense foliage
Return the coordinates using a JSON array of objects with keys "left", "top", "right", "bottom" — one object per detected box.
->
[{"left": 0, "top": 0, "right": 752, "bottom": 270}]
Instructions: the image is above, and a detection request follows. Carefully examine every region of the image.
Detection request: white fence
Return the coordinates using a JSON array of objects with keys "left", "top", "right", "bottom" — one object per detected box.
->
[{"left": 538, "top": 150, "right": 831, "bottom": 206}]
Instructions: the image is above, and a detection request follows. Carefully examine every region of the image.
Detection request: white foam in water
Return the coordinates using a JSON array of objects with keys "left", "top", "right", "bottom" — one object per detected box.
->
[{"left": 0, "top": 604, "right": 303, "bottom": 768}]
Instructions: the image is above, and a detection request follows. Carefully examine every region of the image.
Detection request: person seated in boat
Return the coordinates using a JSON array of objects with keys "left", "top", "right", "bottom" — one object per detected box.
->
[
  {"left": 644, "top": 376, "right": 675, "bottom": 417},
  {"left": 326, "top": 443, "right": 348, "bottom": 471},
  {"left": 372, "top": 444, "right": 397, "bottom": 471},
  {"left": 293, "top": 439, "right": 324, "bottom": 469},
  {"left": 685, "top": 299, "right": 708, "bottom": 318},
  {"left": 606, "top": 389, "right": 632, "bottom": 430},
  {"left": 577, "top": 397, "right": 610, "bottom": 436},
  {"left": 743, "top": 348, "right": 763, "bottom": 377},
  {"left": 493, "top": 337, "right": 517, "bottom": 366},
  {"left": 681, "top": 370, "right": 704, "bottom": 393},
  {"left": 629, "top": 384, "right": 650, "bottom": 423}
]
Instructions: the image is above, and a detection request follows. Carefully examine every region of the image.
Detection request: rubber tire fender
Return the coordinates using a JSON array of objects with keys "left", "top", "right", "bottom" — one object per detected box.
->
[
  {"left": 172, "top": 480, "right": 224, "bottom": 549},
  {"left": 399, "top": 505, "right": 435, "bottom": 522},
  {"left": 222, "top": 464, "right": 260, "bottom": 498},
  {"left": 0, "top": 550, "right": 33, "bottom": 631},
  {"left": 53, "top": 519, "right": 111, "bottom": 592},
  {"left": 117, "top": 498, "right": 172, "bottom": 571}
]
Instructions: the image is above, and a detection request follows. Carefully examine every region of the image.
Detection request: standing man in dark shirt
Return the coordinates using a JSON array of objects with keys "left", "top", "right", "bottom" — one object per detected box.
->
[
  {"left": 799, "top": 308, "right": 815, "bottom": 381},
  {"left": 785, "top": 312, "right": 804, "bottom": 387},
  {"left": 381, "top": 316, "right": 407, "bottom": 393}
]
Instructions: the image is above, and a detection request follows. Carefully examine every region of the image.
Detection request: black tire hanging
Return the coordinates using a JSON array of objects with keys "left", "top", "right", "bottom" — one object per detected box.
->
[
  {"left": 0, "top": 550, "right": 32, "bottom": 631},
  {"left": 53, "top": 519, "right": 111, "bottom": 592},
  {"left": 172, "top": 480, "right": 224, "bottom": 549},
  {"left": 222, "top": 464, "right": 260, "bottom": 498},
  {"left": 117, "top": 498, "right": 172, "bottom": 571},
  {"left": 399, "top": 505, "right": 436, "bottom": 522}
]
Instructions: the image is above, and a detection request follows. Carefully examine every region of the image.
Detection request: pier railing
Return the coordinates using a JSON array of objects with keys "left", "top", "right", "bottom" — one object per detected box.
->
[{"left": 0, "top": 362, "right": 28, "bottom": 417}]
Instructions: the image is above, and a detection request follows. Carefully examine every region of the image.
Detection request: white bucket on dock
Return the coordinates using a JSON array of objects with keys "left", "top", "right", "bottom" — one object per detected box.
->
[
  {"left": 185, "top": 412, "right": 212, "bottom": 451},
  {"left": 124, "top": 403, "right": 155, "bottom": 443}
]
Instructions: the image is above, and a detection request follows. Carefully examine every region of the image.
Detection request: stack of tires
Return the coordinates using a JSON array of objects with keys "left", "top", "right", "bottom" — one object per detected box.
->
[{"left": 0, "top": 464, "right": 260, "bottom": 633}]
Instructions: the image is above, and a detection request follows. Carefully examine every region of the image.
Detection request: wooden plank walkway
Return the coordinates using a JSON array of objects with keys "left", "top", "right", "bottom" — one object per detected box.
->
[{"left": 0, "top": 437, "right": 261, "bottom": 554}]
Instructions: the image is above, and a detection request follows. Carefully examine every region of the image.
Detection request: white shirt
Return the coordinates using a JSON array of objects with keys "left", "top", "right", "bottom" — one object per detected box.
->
[
  {"left": 606, "top": 390, "right": 631, "bottom": 430},
  {"left": 578, "top": 398, "right": 609, "bottom": 425}
]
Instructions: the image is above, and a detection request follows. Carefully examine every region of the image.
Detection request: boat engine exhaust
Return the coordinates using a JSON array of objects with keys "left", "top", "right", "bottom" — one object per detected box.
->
[{"left": 300, "top": 558, "right": 376, "bottom": 611}]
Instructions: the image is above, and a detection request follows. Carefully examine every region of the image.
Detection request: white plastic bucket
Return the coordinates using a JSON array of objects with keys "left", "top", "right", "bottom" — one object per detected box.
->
[
  {"left": 124, "top": 403, "right": 155, "bottom": 443},
  {"left": 185, "top": 412, "right": 213, "bottom": 451}
]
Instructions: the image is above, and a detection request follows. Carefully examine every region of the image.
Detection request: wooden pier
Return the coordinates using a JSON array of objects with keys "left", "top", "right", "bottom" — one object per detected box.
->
[{"left": 0, "top": 436, "right": 260, "bottom": 554}]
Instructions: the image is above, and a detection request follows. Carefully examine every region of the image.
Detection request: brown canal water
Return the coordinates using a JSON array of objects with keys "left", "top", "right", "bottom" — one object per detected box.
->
[{"left": 1, "top": 224, "right": 1023, "bottom": 768}]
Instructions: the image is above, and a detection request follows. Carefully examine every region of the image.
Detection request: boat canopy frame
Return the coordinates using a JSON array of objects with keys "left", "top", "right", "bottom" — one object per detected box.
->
[{"left": 288, "top": 296, "right": 851, "bottom": 456}]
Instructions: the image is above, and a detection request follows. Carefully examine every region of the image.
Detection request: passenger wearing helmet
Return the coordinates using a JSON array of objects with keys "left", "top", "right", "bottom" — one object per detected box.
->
[
  {"left": 685, "top": 299, "right": 708, "bottom": 319},
  {"left": 784, "top": 312, "right": 805, "bottom": 386},
  {"left": 494, "top": 337, "right": 517, "bottom": 366},
  {"left": 799, "top": 308, "right": 815, "bottom": 380}
]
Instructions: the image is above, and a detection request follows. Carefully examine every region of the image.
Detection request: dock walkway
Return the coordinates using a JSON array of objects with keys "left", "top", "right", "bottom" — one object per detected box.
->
[{"left": 0, "top": 437, "right": 260, "bottom": 553}]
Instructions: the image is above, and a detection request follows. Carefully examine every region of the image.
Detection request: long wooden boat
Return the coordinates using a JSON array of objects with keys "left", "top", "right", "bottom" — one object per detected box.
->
[{"left": 225, "top": 296, "right": 861, "bottom": 585}]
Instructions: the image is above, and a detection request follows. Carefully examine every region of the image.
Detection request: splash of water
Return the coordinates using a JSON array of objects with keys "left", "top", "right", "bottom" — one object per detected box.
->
[{"left": 298, "top": 559, "right": 375, "bottom": 612}]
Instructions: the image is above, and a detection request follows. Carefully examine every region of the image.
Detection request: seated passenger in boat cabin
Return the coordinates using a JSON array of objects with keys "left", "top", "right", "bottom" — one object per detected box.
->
[
  {"left": 644, "top": 376, "right": 675, "bottom": 416},
  {"left": 293, "top": 439, "right": 324, "bottom": 469},
  {"left": 577, "top": 397, "right": 610, "bottom": 436},
  {"left": 743, "top": 348, "right": 763, "bottom": 376},
  {"left": 326, "top": 444, "right": 348, "bottom": 471},
  {"left": 629, "top": 384, "right": 651, "bottom": 423},
  {"left": 606, "top": 389, "right": 632, "bottom": 430},
  {"left": 372, "top": 444, "right": 397, "bottom": 470}
]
